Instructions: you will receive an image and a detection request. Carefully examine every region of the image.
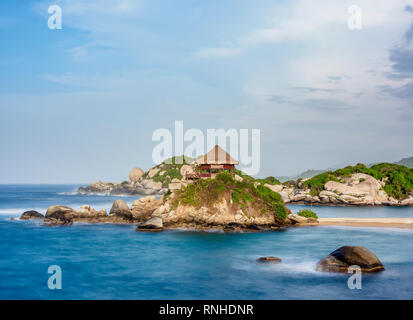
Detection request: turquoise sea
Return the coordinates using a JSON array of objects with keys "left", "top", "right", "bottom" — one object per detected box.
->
[{"left": 1, "top": 185, "right": 413, "bottom": 300}]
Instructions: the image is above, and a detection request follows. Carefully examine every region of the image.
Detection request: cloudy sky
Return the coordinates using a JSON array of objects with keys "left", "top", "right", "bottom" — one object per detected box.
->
[{"left": 0, "top": 0, "right": 413, "bottom": 183}]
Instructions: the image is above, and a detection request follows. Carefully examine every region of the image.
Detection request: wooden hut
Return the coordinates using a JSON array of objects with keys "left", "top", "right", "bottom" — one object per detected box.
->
[{"left": 186, "top": 145, "right": 239, "bottom": 180}]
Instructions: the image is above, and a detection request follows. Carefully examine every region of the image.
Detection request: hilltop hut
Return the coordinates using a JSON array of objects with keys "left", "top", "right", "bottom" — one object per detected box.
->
[{"left": 186, "top": 145, "right": 239, "bottom": 180}]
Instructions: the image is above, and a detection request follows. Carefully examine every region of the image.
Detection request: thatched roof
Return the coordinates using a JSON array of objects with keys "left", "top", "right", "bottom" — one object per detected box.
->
[{"left": 192, "top": 145, "right": 239, "bottom": 165}]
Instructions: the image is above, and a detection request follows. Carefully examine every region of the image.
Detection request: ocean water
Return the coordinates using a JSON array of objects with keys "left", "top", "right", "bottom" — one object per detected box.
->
[{"left": 1, "top": 185, "right": 413, "bottom": 300}]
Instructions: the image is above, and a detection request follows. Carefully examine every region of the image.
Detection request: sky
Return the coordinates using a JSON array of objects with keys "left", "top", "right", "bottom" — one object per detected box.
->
[{"left": 0, "top": 0, "right": 413, "bottom": 183}]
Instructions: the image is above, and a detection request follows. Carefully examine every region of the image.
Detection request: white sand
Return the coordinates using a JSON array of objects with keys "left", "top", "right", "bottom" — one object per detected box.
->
[{"left": 318, "top": 217, "right": 413, "bottom": 229}]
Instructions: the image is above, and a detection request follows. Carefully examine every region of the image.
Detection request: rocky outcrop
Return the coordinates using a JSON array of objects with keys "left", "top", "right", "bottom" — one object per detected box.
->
[
  {"left": 316, "top": 246, "right": 384, "bottom": 273},
  {"left": 44, "top": 205, "right": 76, "bottom": 226},
  {"left": 257, "top": 257, "right": 282, "bottom": 263},
  {"left": 277, "top": 173, "right": 413, "bottom": 206},
  {"left": 20, "top": 210, "right": 44, "bottom": 220},
  {"left": 131, "top": 189, "right": 305, "bottom": 231},
  {"left": 136, "top": 217, "right": 163, "bottom": 232},
  {"left": 75, "top": 205, "right": 107, "bottom": 218},
  {"left": 129, "top": 167, "right": 144, "bottom": 182},
  {"left": 109, "top": 200, "right": 133, "bottom": 220},
  {"left": 287, "top": 213, "right": 318, "bottom": 225},
  {"left": 78, "top": 180, "right": 165, "bottom": 196},
  {"left": 131, "top": 196, "right": 163, "bottom": 221}
]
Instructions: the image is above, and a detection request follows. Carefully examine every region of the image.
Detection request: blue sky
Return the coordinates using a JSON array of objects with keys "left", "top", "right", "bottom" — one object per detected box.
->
[{"left": 1, "top": 0, "right": 413, "bottom": 183}]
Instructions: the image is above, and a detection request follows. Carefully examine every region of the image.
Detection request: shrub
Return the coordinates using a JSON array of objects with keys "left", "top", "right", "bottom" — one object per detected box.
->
[
  {"left": 297, "top": 209, "right": 318, "bottom": 219},
  {"left": 301, "top": 173, "right": 340, "bottom": 196}
]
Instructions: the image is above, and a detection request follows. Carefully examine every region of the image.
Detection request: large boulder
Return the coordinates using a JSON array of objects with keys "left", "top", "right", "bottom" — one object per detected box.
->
[
  {"left": 136, "top": 216, "right": 163, "bottom": 231},
  {"left": 141, "top": 179, "right": 163, "bottom": 191},
  {"left": 317, "top": 246, "right": 384, "bottom": 273},
  {"left": 147, "top": 167, "right": 160, "bottom": 179},
  {"left": 324, "top": 173, "right": 388, "bottom": 204},
  {"left": 257, "top": 256, "right": 282, "bottom": 263},
  {"left": 44, "top": 205, "right": 76, "bottom": 225},
  {"left": 131, "top": 196, "right": 162, "bottom": 220},
  {"left": 20, "top": 210, "right": 44, "bottom": 220},
  {"left": 45, "top": 205, "right": 75, "bottom": 220},
  {"left": 75, "top": 205, "right": 106, "bottom": 218},
  {"left": 109, "top": 200, "right": 132, "bottom": 220},
  {"left": 129, "top": 167, "right": 144, "bottom": 183}
]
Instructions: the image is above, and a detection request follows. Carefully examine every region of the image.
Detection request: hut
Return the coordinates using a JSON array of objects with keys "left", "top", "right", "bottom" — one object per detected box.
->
[{"left": 186, "top": 145, "right": 239, "bottom": 180}]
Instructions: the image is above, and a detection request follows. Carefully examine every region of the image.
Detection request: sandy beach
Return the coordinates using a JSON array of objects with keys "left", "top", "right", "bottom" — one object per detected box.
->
[{"left": 318, "top": 218, "right": 413, "bottom": 229}]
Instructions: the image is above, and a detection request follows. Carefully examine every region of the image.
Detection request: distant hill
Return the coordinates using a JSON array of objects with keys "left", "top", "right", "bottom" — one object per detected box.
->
[
  {"left": 397, "top": 157, "right": 413, "bottom": 168},
  {"left": 277, "top": 169, "right": 327, "bottom": 182},
  {"left": 276, "top": 156, "right": 413, "bottom": 182}
]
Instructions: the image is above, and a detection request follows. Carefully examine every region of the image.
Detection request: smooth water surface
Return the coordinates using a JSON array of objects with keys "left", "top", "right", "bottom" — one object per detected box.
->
[{"left": 1, "top": 185, "right": 413, "bottom": 299}]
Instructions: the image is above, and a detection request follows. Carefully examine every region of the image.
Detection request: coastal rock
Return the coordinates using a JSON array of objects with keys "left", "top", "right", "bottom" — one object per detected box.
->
[
  {"left": 161, "top": 194, "right": 282, "bottom": 230},
  {"left": 75, "top": 205, "right": 106, "bottom": 218},
  {"left": 44, "top": 205, "right": 76, "bottom": 225},
  {"left": 316, "top": 246, "right": 384, "bottom": 273},
  {"left": 20, "top": 210, "right": 44, "bottom": 220},
  {"left": 287, "top": 173, "right": 403, "bottom": 206},
  {"left": 131, "top": 196, "right": 162, "bottom": 221},
  {"left": 45, "top": 205, "right": 75, "bottom": 220},
  {"left": 136, "top": 217, "right": 163, "bottom": 231},
  {"left": 147, "top": 167, "right": 161, "bottom": 179},
  {"left": 129, "top": 167, "right": 144, "bottom": 182},
  {"left": 109, "top": 200, "right": 133, "bottom": 220},
  {"left": 78, "top": 179, "right": 164, "bottom": 196},
  {"left": 141, "top": 179, "right": 163, "bottom": 191},
  {"left": 287, "top": 213, "right": 311, "bottom": 224},
  {"left": 257, "top": 257, "right": 282, "bottom": 263}
]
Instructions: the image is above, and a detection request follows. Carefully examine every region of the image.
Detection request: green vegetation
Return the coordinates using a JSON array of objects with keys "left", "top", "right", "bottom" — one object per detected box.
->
[
  {"left": 256, "top": 176, "right": 281, "bottom": 186},
  {"left": 300, "top": 163, "right": 413, "bottom": 199},
  {"left": 175, "top": 172, "right": 288, "bottom": 220},
  {"left": 301, "top": 173, "right": 340, "bottom": 196},
  {"left": 143, "top": 156, "right": 194, "bottom": 187},
  {"left": 297, "top": 209, "right": 318, "bottom": 219}
]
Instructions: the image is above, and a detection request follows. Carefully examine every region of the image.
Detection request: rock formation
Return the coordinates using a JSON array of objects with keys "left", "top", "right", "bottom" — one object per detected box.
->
[
  {"left": 316, "top": 246, "right": 384, "bottom": 273},
  {"left": 276, "top": 173, "right": 413, "bottom": 206},
  {"left": 20, "top": 210, "right": 44, "bottom": 220},
  {"left": 129, "top": 167, "right": 144, "bottom": 183},
  {"left": 257, "top": 257, "right": 282, "bottom": 263},
  {"left": 44, "top": 205, "right": 76, "bottom": 226},
  {"left": 109, "top": 200, "right": 133, "bottom": 220},
  {"left": 136, "top": 216, "right": 163, "bottom": 232}
]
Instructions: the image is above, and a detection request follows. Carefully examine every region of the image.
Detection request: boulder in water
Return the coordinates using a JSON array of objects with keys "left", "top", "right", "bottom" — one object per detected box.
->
[
  {"left": 20, "top": 210, "right": 44, "bottom": 220},
  {"left": 136, "top": 216, "right": 163, "bottom": 231},
  {"left": 44, "top": 205, "right": 76, "bottom": 226},
  {"left": 257, "top": 256, "right": 282, "bottom": 263},
  {"left": 316, "top": 246, "right": 384, "bottom": 273}
]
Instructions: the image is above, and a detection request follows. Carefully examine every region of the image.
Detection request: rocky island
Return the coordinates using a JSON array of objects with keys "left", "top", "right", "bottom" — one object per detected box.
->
[
  {"left": 35, "top": 171, "right": 318, "bottom": 231},
  {"left": 23, "top": 147, "right": 413, "bottom": 231},
  {"left": 77, "top": 155, "right": 413, "bottom": 207}
]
